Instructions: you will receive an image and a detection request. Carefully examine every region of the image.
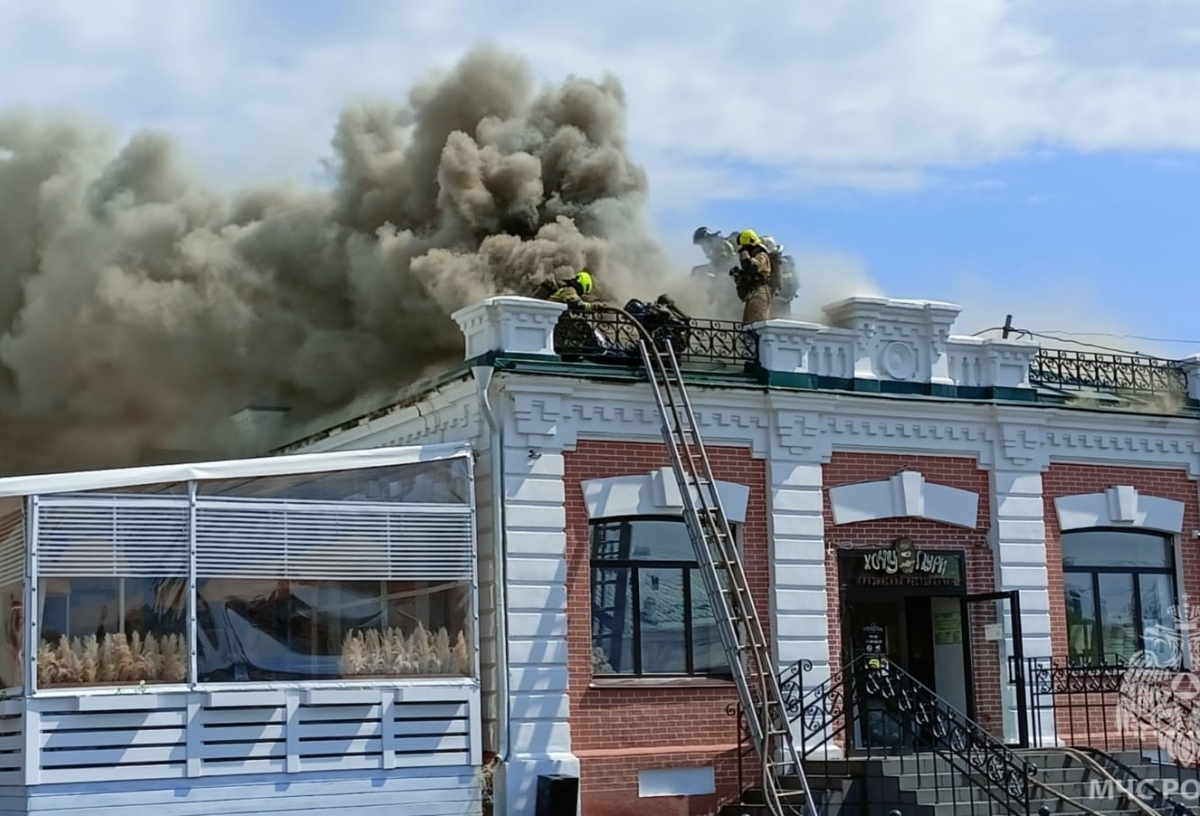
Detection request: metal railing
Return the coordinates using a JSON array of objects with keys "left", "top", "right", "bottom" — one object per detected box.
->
[
  {"left": 1029, "top": 349, "right": 1189, "bottom": 395},
  {"left": 1022, "top": 656, "right": 1198, "bottom": 816},
  {"left": 727, "top": 655, "right": 1035, "bottom": 815},
  {"left": 553, "top": 310, "right": 758, "bottom": 368},
  {"left": 1078, "top": 747, "right": 1195, "bottom": 816},
  {"left": 803, "top": 655, "right": 1034, "bottom": 814}
]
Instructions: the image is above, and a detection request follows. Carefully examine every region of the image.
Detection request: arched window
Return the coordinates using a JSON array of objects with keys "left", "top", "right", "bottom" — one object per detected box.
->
[
  {"left": 590, "top": 516, "right": 735, "bottom": 678},
  {"left": 1061, "top": 529, "right": 1177, "bottom": 667}
]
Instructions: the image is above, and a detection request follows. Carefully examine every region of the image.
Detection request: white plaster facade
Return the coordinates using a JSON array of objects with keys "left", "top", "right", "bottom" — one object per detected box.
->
[{"left": 274, "top": 295, "right": 1200, "bottom": 814}]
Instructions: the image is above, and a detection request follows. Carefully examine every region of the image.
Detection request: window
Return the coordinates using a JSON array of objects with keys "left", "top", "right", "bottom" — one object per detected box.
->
[
  {"left": 196, "top": 579, "right": 472, "bottom": 682},
  {"left": 590, "top": 517, "right": 734, "bottom": 678},
  {"left": 24, "top": 454, "right": 478, "bottom": 690},
  {"left": 39, "top": 577, "right": 188, "bottom": 687},
  {"left": 0, "top": 505, "right": 23, "bottom": 691},
  {"left": 1062, "top": 529, "right": 1177, "bottom": 667}
]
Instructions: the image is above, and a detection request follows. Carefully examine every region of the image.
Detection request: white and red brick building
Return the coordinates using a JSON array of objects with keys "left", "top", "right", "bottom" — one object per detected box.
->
[{"left": 265, "top": 294, "right": 1200, "bottom": 816}]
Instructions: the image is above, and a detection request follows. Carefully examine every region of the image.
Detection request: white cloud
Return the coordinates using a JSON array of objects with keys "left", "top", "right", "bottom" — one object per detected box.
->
[{"left": 5, "top": 0, "right": 1200, "bottom": 200}]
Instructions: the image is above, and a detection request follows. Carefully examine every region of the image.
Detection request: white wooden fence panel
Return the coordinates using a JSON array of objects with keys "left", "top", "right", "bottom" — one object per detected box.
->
[
  {"left": 22, "top": 766, "right": 483, "bottom": 815},
  {"left": 23, "top": 683, "right": 479, "bottom": 785},
  {"left": 0, "top": 706, "right": 22, "bottom": 785}
]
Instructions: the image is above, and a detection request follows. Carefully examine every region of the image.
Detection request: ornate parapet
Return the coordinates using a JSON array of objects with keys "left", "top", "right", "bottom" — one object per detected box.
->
[
  {"left": 451, "top": 296, "right": 566, "bottom": 359},
  {"left": 945, "top": 337, "right": 1039, "bottom": 389},
  {"left": 753, "top": 296, "right": 1038, "bottom": 391}
]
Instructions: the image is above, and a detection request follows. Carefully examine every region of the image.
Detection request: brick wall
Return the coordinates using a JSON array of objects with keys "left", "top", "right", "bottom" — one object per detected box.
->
[
  {"left": 563, "top": 440, "right": 770, "bottom": 816},
  {"left": 1042, "top": 463, "right": 1200, "bottom": 747},
  {"left": 821, "top": 453, "right": 1005, "bottom": 733}
]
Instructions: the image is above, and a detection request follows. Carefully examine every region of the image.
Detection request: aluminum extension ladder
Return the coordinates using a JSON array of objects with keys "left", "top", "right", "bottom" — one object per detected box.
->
[{"left": 634, "top": 333, "right": 816, "bottom": 816}]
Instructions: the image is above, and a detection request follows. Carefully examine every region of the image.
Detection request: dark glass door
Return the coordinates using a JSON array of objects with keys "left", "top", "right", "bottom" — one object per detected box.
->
[
  {"left": 847, "top": 600, "right": 903, "bottom": 666},
  {"left": 845, "top": 600, "right": 906, "bottom": 751}
]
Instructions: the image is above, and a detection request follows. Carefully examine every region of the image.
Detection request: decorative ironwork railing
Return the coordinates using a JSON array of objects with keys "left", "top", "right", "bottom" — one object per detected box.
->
[
  {"left": 1078, "top": 747, "right": 1195, "bottom": 816},
  {"left": 727, "top": 656, "right": 1034, "bottom": 813},
  {"left": 553, "top": 310, "right": 758, "bottom": 368},
  {"left": 1029, "top": 349, "right": 1189, "bottom": 395},
  {"left": 797, "top": 655, "right": 1034, "bottom": 815},
  {"left": 1020, "top": 656, "right": 1198, "bottom": 816}
]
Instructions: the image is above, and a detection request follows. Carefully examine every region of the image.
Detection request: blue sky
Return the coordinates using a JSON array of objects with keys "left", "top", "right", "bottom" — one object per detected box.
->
[{"left": 4, "top": 0, "right": 1200, "bottom": 356}]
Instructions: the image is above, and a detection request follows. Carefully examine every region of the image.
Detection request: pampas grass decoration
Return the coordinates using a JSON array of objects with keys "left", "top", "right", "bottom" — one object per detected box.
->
[
  {"left": 37, "top": 640, "right": 58, "bottom": 686},
  {"left": 139, "top": 633, "right": 163, "bottom": 680},
  {"left": 36, "top": 631, "right": 189, "bottom": 686},
  {"left": 98, "top": 633, "right": 116, "bottom": 682},
  {"left": 338, "top": 626, "right": 473, "bottom": 677},
  {"left": 341, "top": 631, "right": 367, "bottom": 676},
  {"left": 452, "top": 631, "right": 470, "bottom": 676},
  {"left": 409, "top": 623, "right": 436, "bottom": 673},
  {"left": 433, "top": 627, "right": 452, "bottom": 673},
  {"left": 81, "top": 635, "right": 99, "bottom": 683},
  {"left": 112, "top": 632, "right": 137, "bottom": 681},
  {"left": 365, "top": 629, "right": 386, "bottom": 674},
  {"left": 55, "top": 634, "right": 82, "bottom": 683},
  {"left": 160, "top": 633, "right": 187, "bottom": 682},
  {"left": 388, "top": 628, "right": 410, "bottom": 674}
]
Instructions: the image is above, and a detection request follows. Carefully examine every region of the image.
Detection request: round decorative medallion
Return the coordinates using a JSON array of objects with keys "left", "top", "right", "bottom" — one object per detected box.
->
[{"left": 881, "top": 341, "right": 918, "bottom": 380}]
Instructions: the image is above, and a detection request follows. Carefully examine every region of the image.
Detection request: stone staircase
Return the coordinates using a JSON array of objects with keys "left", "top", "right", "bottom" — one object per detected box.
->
[{"left": 717, "top": 750, "right": 1174, "bottom": 815}]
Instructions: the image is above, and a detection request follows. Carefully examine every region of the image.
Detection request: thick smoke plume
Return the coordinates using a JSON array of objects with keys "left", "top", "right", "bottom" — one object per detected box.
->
[{"left": 0, "top": 44, "right": 690, "bottom": 475}]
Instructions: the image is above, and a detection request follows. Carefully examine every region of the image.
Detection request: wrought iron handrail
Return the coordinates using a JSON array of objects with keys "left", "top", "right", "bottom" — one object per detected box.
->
[
  {"left": 1076, "top": 747, "right": 1196, "bottom": 816},
  {"left": 1025, "top": 656, "right": 1127, "bottom": 696},
  {"left": 796, "top": 654, "right": 1035, "bottom": 815},
  {"left": 553, "top": 308, "right": 758, "bottom": 368},
  {"left": 725, "top": 659, "right": 815, "bottom": 800},
  {"left": 1029, "top": 349, "right": 1189, "bottom": 395}
]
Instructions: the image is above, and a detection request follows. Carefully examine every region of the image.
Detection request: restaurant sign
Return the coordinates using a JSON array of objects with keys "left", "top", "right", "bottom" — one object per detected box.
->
[{"left": 851, "top": 537, "right": 963, "bottom": 589}]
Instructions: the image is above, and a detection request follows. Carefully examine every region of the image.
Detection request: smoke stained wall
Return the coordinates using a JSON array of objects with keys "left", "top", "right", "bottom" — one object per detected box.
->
[{"left": 0, "top": 43, "right": 712, "bottom": 475}]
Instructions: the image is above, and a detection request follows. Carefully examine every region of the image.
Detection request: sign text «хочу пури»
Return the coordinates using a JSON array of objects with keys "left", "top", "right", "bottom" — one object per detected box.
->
[{"left": 861, "top": 548, "right": 949, "bottom": 576}]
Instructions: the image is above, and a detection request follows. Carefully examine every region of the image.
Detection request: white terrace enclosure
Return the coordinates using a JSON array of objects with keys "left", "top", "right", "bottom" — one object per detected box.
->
[{"left": 0, "top": 442, "right": 484, "bottom": 816}]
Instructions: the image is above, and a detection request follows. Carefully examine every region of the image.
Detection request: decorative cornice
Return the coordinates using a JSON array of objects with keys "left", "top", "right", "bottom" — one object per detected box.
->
[{"left": 283, "top": 366, "right": 1200, "bottom": 479}]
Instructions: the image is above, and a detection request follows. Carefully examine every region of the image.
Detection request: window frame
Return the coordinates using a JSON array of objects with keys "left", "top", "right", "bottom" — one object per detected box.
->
[
  {"left": 20, "top": 457, "right": 480, "bottom": 695},
  {"left": 1060, "top": 527, "right": 1178, "bottom": 667},
  {"left": 589, "top": 514, "right": 737, "bottom": 680}
]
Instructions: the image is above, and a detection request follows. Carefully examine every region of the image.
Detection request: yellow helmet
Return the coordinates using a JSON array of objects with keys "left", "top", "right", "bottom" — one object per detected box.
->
[
  {"left": 574, "top": 270, "right": 594, "bottom": 294},
  {"left": 737, "top": 229, "right": 762, "bottom": 247}
]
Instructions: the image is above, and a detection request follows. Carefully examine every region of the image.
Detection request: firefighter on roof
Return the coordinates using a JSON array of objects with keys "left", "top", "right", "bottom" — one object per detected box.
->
[
  {"left": 536, "top": 270, "right": 606, "bottom": 312},
  {"left": 692, "top": 227, "right": 738, "bottom": 275},
  {"left": 729, "top": 229, "right": 774, "bottom": 323}
]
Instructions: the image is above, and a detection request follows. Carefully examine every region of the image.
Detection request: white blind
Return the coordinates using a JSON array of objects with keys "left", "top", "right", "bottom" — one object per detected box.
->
[
  {"left": 194, "top": 498, "right": 474, "bottom": 581},
  {"left": 35, "top": 495, "right": 190, "bottom": 577},
  {"left": 0, "top": 508, "right": 24, "bottom": 586}
]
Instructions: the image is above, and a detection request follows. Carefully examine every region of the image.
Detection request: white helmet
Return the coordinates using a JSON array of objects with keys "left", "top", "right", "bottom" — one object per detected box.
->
[{"left": 761, "top": 235, "right": 782, "bottom": 253}]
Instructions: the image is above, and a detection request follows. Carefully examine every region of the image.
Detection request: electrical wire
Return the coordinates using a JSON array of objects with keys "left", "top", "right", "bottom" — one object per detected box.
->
[
  {"left": 971, "top": 325, "right": 1191, "bottom": 362},
  {"left": 1034, "top": 329, "right": 1200, "bottom": 346}
]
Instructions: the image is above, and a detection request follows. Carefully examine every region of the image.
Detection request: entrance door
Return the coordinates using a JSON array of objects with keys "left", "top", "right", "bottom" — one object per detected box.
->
[
  {"left": 844, "top": 598, "right": 936, "bottom": 690},
  {"left": 961, "top": 590, "right": 1028, "bottom": 748},
  {"left": 843, "top": 597, "right": 941, "bottom": 752}
]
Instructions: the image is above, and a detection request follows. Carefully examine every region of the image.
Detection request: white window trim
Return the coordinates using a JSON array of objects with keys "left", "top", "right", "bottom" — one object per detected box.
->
[
  {"left": 828, "top": 469, "right": 980, "bottom": 529},
  {"left": 1054, "top": 485, "right": 1185, "bottom": 534},
  {"left": 580, "top": 468, "right": 750, "bottom": 524},
  {"left": 1056, "top": 486, "right": 1188, "bottom": 669}
]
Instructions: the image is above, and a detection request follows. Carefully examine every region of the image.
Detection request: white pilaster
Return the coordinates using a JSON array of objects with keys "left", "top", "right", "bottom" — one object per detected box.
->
[
  {"left": 767, "top": 452, "right": 834, "bottom": 756},
  {"left": 495, "top": 444, "right": 579, "bottom": 816},
  {"left": 989, "top": 468, "right": 1057, "bottom": 746}
]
